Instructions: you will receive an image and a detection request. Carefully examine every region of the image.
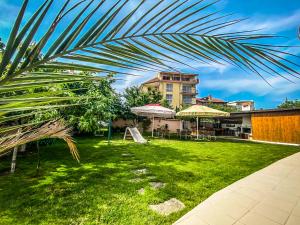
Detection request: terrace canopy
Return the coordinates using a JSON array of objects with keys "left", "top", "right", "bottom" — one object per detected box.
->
[
  {"left": 131, "top": 104, "right": 176, "bottom": 137},
  {"left": 176, "top": 105, "right": 230, "bottom": 139}
]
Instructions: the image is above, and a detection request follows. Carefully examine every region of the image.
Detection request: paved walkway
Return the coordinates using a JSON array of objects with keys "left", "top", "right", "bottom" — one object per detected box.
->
[{"left": 174, "top": 152, "right": 300, "bottom": 225}]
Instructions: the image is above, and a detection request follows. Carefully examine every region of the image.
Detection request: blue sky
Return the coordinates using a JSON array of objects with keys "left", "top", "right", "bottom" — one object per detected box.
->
[{"left": 0, "top": 0, "right": 300, "bottom": 109}]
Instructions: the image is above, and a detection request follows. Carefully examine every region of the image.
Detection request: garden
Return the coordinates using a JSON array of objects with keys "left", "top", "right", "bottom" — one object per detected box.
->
[
  {"left": 1, "top": 1, "right": 300, "bottom": 225},
  {"left": 0, "top": 137, "right": 299, "bottom": 225}
]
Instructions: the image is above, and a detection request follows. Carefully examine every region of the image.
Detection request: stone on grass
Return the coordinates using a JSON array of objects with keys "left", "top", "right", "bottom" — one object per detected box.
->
[
  {"left": 122, "top": 153, "right": 132, "bottom": 157},
  {"left": 129, "top": 178, "right": 144, "bottom": 183},
  {"left": 138, "top": 188, "right": 145, "bottom": 195},
  {"left": 147, "top": 176, "right": 157, "bottom": 181},
  {"left": 133, "top": 168, "right": 148, "bottom": 175},
  {"left": 149, "top": 198, "right": 185, "bottom": 216},
  {"left": 150, "top": 182, "right": 166, "bottom": 190}
]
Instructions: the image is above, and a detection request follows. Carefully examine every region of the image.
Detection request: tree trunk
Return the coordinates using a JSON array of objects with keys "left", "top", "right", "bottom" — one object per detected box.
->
[
  {"left": 20, "top": 144, "right": 26, "bottom": 152},
  {"left": 10, "top": 128, "right": 21, "bottom": 173},
  {"left": 36, "top": 141, "right": 41, "bottom": 176},
  {"left": 11, "top": 146, "right": 18, "bottom": 173}
]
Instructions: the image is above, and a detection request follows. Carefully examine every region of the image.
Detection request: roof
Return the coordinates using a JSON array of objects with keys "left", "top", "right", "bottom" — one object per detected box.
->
[
  {"left": 231, "top": 108, "right": 300, "bottom": 116},
  {"left": 228, "top": 100, "right": 254, "bottom": 104},
  {"left": 176, "top": 105, "right": 230, "bottom": 117},
  {"left": 197, "top": 95, "right": 226, "bottom": 103},
  {"left": 141, "top": 77, "right": 159, "bottom": 85},
  {"left": 159, "top": 71, "right": 198, "bottom": 76}
]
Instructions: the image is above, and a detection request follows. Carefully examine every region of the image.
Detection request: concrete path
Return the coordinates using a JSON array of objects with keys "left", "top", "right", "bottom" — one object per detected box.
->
[{"left": 174, "top": 152, "right": 300, "bottom": 225}]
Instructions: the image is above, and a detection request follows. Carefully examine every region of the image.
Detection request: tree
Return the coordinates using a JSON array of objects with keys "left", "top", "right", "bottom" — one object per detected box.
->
[
  {"left": 278, "top": 98, "right": 300, "bottom": 109},
  {"left": 121, "top": 86, "right": 164, "bottom": 119},
  {"left": 65, "top": 79, "right": 119, "bottom": 134},
  {"left": 207, "top": 103, "right": 238, "bottom": 113},
  {"left": 160, "top": 98, "right": 172, "bottom": 109},
  {"left": 1, "top": 0, "right": 299, "bottom": 157}
]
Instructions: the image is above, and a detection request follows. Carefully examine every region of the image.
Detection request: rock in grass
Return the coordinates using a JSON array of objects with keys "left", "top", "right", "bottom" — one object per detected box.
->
[
  {"left": 146, "top": 176, "right": 157, "bottom": 181},
  {"left": 149, "top": 198, "right": 185, "bottom": 216},
  {"left": 122, "top": 153, "right": 132, "bottom": 157},
  {"left": 129, "top": 178, "right": 144, "bottom": 183},
  {"left": 150, "top": 182, "right": 165, "bottom": 190},
  {"left": 138, "top": 188, "right": 145, "bottom": 195},
  {"left": 133, "top": 168, "right": 148, "bottom": 175}
]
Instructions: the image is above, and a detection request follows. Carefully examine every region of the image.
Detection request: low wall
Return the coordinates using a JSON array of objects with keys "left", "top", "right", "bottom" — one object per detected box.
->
[
  {"left": 113, "top": 118, "right": 181, "bottom": 133},
  {"left": 146, "top": 118, "right": 181, "bottom": 133}
]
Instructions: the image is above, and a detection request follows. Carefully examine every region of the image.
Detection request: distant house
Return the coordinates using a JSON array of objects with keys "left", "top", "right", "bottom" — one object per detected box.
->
[
  {"left": 196, "top": 95, "right": 227, "bottom": 105},
  {"left": 140, "top": 72, "right": 199, "bottom": 109},
  {"left": 227, "top": 100, "right": 255, "bottom": 112}
]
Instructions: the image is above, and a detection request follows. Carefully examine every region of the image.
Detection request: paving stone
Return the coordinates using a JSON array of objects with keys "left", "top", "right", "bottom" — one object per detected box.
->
[
  {"left": 138, "top": 188, "right": 145, "bottom": 195},
  {"left": 286, "top": 215, "right": 300, "bottom": 225},
  {"left": 150, "top": 182, "right": 166, "bottom": 190},
  {"left": 174, "top": 152, "right": 300, "bottom": 225},
  {"left": 129, "top": 178, "right": 144, "bottom": 183},
  {"left": 133, "top": 168, "right": 148, "bottom": 175},
  {"left": 149, "top": 198, "right": 185, "bottom": 216},
  {"left": 147, "top": 176, "right": 157, "bottom": 180},
  {"left": 122, "top": 153, "right": 132, "bottom": 157}
]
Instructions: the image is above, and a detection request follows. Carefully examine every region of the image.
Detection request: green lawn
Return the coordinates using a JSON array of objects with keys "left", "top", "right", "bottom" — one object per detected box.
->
[{"left": 0, "top": 137, "right": 299, "bottom": 225}]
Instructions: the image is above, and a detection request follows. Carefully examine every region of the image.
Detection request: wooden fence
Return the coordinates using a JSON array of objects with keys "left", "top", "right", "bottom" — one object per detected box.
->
[{"left": 252, "top": 111, "right": 300, "bottom": 144}]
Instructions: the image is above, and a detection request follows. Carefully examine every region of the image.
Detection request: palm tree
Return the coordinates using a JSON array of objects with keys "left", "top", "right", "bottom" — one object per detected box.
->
[{"left": 0, "top": 0, "right": 299, "bottom": 158}]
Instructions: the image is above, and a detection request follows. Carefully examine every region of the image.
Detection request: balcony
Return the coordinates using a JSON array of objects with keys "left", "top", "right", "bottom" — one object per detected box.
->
[
  {"left": 181, "top": 90, "right": 198, "bottom": 95},
  {"left": 160, "top": 77, "right": 199, "bottom": 84},
  {"left": 182, "top": 78, "right": 199, "bottom": 84}
]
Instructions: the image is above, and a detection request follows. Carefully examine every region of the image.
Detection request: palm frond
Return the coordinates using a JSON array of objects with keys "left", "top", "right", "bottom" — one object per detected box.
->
[
  {"left": 0, "top": 120, "right": 79, "bottom": 161},
  {"left": 1, "top": 0, "right": 298, "bottom": 82}
]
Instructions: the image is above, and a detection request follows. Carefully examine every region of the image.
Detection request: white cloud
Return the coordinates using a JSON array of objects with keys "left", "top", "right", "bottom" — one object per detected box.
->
[
  {"left": 221, "top": 10, "right": 300, "bottom": 35},
  {"left": 112, "top": 70, "right": 156, "bottom": 93},
  {"left": 201, "top": 76, "right": 300, "bottom": 96}
]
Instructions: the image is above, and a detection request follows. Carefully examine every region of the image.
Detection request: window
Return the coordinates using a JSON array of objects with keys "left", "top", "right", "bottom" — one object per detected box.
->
[
  {"left": 166, "top": 94, "right": 173, "bottom": 104},
  {"left": 166, "top": 84, "right": 173, "bottom": 92},
  {"left": 163, "top": 76, "right": 171, "bottom": 80},
  {"left": 182, "top": 85, "right": 192, "bottom": 93},
  {"left": 182, "top": 77, "right": 190, "bottom": 81},
  {"left": 183, "top": 96, "right": 192, "bottom": 105},
  {"left": 173, "top": 76, "right": 180, "bottom": 81}
]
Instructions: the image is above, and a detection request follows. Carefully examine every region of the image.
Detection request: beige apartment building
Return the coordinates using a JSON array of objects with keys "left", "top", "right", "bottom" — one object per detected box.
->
[{"left": 141, "top": 72, "right": 199, "bottom": 109}]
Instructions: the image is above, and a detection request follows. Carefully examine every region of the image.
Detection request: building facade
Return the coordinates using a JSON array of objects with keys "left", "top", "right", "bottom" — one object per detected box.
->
[
  {"left": 227, "top": 100, "right": 255, "bottom": 112},
  {"left": 141, "top": 72, "right": 199, "bottom": 109}
]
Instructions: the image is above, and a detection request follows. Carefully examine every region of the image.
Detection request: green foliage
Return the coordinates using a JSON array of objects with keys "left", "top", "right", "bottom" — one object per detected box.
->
[
  {"left": 160, "top": 98, "right": 172, "bottom": 109},
  {"left": 29, "top": 78, "right": 120, "bottom": 134},
  {"left": 0, "top": 137, "right": 298, "bottom": 224},
  {"left": 278, "top": 98, "right": 300, "bottom": 109},
  {"left": 121, "top": 86, "right": 163, "bottom": 119},
  {"left": 65, "top": 79, "right": 119, "bottom": 134},
  {"left": 206, "top": 103, "right": 238, "bottom": 112}
]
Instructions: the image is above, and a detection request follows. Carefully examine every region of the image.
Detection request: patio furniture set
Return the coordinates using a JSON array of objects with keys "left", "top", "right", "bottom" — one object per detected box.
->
[{"left": 130, "top": 104, "right": 229, "bottom": 141}]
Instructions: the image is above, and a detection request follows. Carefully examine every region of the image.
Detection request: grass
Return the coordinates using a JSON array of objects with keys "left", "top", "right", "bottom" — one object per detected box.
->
[{"left": 0, "top": 137, "right": 299, "bottom": 225}]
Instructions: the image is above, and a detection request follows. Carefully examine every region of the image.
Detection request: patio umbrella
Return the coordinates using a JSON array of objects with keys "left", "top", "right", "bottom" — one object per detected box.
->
[
  {"left": 131, "top": 104, "right": 176, "bottom": 137},
  {"left": 176, "top": 105, "right": 230, "bottom": 139}
]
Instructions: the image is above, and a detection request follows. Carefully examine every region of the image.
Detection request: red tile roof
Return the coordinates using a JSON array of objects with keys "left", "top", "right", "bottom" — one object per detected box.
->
[
  {"left": 142, "top": 77, "right": 160, "bottom": 85},
  {"left": 197, "top": 95, "right": 226, "bottom": 103}
]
